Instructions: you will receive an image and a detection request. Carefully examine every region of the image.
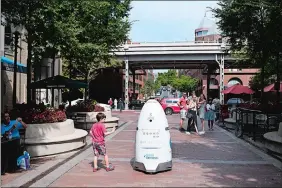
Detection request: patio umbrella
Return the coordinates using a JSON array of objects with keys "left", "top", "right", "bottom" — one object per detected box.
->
[
  {"left": 222, "top": 84, "right": 254, "bottom": 94},
  {"left": 263, "top": 82, "right": 282, "bottom": 92},
  {"left": 28, "top": 75, "right": 88, "bottom": 89}
]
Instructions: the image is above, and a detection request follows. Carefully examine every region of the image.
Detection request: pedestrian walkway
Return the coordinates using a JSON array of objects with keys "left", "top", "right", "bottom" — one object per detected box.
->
[{"left": 7, "top": 113, "right": 282, "bottom": 187}]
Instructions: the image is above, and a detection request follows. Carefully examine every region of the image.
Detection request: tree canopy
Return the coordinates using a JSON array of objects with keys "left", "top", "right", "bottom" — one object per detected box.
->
[
  {"left": 2, "top": 0, "right": 131, "bottom": 101},
  {"left": 172, "top": 75, "right": 198, "bottom": 93},
  {"left": 213, "top": 0, "right": 282, "bottom": 101},
  {"left": 154, "top": 70, "right": 198, "bottom": 93}
]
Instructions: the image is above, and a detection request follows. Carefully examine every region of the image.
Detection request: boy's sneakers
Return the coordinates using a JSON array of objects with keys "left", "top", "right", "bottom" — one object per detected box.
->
[
  {"left": 93, "top": 167, "right": 101, "bottom": 172},
  {"left": 185, "top": 131, "right": 191, "bottom": 135},
  {"left": 106, "top": 164, "right": 115, "bottom": 172}
]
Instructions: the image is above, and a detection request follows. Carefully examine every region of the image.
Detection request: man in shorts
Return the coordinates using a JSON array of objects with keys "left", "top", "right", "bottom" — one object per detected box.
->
[{"left": 177, "top": 92, "right": 188, "bottom": 132}]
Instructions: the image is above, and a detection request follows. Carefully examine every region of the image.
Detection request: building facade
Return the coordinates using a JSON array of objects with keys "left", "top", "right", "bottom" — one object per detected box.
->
[
  {"left": 182, "top": 15, "right": 259, "bottom": 100},
  {"left": 1, "top": 21, "right": 63, "bottom": 110},
  {"left": 1, "top": 22, "right": 28, "bottom": 111}
]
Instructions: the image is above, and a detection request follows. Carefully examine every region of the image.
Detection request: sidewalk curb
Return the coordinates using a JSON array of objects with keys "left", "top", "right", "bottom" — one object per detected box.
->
[
  {"left": 217, "top": 124, "right": 282, "bottom": 171},
  {"left": 28, "top": 121, "right": 133, "bottom": 187}
]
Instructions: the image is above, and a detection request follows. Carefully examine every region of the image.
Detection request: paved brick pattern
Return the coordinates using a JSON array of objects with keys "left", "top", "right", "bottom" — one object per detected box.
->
[{"left": 50, "top": 112, "right": 282, "bottom": 187}]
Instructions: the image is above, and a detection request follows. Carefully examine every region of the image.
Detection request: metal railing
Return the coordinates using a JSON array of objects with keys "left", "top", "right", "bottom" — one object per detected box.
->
[{"left": 233, "top": 107, "right": 282, "bottom": 141}]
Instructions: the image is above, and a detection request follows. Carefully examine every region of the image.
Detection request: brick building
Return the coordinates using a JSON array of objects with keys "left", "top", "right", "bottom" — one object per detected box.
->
[{"left": 181, "top": 15, "right": 258, "bottom": 100}]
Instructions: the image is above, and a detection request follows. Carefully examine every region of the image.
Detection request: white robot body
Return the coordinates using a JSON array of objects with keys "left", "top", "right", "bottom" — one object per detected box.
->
[{"left": 134, "top": 99, "right": 172, "bottom": 173}]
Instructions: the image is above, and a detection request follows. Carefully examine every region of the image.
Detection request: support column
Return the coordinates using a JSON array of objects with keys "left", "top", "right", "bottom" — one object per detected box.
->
[
  {"left": 132, "top": 69, "right": 136, "bottom": 100},
  {"left": 216, "top": 54, "right": 225, "bottom": 105},
  {"left": 206, "top": 66, "right": 211, "bottom": 100},
  {"left": 124, "top": 56, "right": 129, "bottom": 110}
]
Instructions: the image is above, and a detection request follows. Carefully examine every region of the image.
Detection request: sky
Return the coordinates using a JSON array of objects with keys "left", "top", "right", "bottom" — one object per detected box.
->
[{"left": 128, "top": 0, "right": 219, "bottom": 74}]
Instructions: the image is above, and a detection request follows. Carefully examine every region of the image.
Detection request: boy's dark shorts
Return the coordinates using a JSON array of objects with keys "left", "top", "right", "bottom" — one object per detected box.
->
[{"left": 92, "top": 142, "right": 107, "bottom": 156}]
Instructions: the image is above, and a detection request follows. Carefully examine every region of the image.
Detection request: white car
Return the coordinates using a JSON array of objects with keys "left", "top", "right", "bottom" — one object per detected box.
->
[{"left": 65, "top": 98, "right": 84, "bottom": 107}]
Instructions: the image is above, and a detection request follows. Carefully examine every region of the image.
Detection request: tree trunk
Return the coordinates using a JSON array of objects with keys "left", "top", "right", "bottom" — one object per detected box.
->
[
  {"left": 84, "top": 75, "right": 88, "bottom": 101},
  {"left": 260, "top": 64, "right": 265, "bottom": 104},
  {"left": 276, "top": 54, "right": 280, "bottom": 104},
  {"left": 26, "top": 34, "right": 32, "bottom": 104},
  {"left": 51, "top": 51, "right": 56, "bottom": 107}
]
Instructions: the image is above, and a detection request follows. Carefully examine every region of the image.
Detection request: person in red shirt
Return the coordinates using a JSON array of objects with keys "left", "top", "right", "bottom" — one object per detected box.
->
[
  {"left": 90, "top": 113, "right": 115, "bottom": 172},
  {"left": 177, "top": 92, "right": 188, "bottom": 132}
]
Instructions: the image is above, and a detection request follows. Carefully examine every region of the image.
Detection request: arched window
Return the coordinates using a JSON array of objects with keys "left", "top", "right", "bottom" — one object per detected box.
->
[
  {"left": 227, "top": 77, "right": 243, "bottom": 87},
  {"left": 210, "top": 78, "right": 219, "bottom": 85}
]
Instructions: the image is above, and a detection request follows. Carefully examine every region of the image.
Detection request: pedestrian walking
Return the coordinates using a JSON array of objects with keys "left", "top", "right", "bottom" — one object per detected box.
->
[
  {"left": 197, "top": 94, "right": 206, "bottom": 134},
  {"left": 108, "top": 98, "right": 113, "bottom": 110},
  {"left": 177, "top": 92, "right": 188, "bottom": 132},
  {"left": 114, "top": 99, "right": 118, "bottom": 111},
  {"left": 205, "top": 98, "right": 216, "bottom": 130},
  {"left": 118, "top": 98, "right": 123, "bottom": 113},
  {"left": 186, "top": 96, "right": 199, "bottom": 135},
  {"left": 90, "top": 113, "right": 115, "bottom": 172}
]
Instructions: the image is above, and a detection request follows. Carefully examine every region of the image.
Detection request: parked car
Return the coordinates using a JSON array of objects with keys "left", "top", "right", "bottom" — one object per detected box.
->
[
  {"left": 129, "top": 100, "right": 145, "bottom": 110},
  {"left": 160, "top": 98, "right": 181, "bottom": 115},
  {"left": 65, "top": 98, "right": 84, "bottom": 107},
  {"left": 226, "top": 98, "right": 244, "bottom": 108}
]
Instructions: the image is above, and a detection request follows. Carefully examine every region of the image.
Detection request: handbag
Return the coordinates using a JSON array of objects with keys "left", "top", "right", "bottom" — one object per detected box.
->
[{"left": 186, "top": 110, "right": 193, "bottom": 118}]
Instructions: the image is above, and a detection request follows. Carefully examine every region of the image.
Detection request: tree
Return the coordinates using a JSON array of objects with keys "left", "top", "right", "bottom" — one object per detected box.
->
[
  {"left": 212, "top": 0, "right": 275, "bottom": 103},
  {"left": 60, "top": 0, "right": 131, "bottom": 99},
  {"left": 172, "top": 75, "right": 198, "bottom": 93},
  {"left": 154, "top": 70, "right": 178, "bottom": 87},
  {"left": 3, "top": 0, "right": 131, "bottom": 102},
  {"left": 140, "top": 80, "right": 155, "bottom": 98}
]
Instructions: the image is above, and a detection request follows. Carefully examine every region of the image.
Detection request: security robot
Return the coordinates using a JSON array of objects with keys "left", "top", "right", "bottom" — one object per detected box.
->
[{"left": 133, "top": 99, "right": 172, "bottom": 173}]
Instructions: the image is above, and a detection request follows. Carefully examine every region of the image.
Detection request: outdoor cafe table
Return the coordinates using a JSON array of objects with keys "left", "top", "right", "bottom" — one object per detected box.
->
[{"left": 1, "top": 137, "right": 21, "bottom": 174}]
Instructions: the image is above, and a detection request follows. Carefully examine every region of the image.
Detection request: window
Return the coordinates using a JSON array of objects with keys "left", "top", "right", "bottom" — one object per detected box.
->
[
  {"left": 165, "top": 100, "right": 172, "bottom": 104},
  {"left": 172, "top": 100, "right": 178, "bottom": 103}
]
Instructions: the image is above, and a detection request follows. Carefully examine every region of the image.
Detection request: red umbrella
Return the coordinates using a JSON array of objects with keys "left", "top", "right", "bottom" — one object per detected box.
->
[
  {"left": 222, "top": 84, "right": 254, "bottom": 94},
  {"left": 264, "top": 82, "right": 282, "bottom": 92}
]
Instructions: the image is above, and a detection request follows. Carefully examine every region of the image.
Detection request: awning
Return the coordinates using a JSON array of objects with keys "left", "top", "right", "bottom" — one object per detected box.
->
[
  {"left": 1, "top": 56, "right": 27, "bottom": 74},
  {"left": 28, "top": 75, "right": 88, "bottom": 89}
]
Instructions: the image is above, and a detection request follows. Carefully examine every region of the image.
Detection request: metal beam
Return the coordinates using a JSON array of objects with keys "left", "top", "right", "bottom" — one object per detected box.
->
[{"left": 216, "top": 54, "right": 225, "bottom": 105}]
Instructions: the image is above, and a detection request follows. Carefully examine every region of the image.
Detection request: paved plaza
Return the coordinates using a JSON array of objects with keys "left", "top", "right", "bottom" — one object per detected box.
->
[{"left": 2, "top": 111, "right": 282, "bottom": 187}]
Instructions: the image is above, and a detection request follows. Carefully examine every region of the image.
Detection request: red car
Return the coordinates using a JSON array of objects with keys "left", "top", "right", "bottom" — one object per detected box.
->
[{"left": 160, "top": 98, "right": 181, "bottom": 115}]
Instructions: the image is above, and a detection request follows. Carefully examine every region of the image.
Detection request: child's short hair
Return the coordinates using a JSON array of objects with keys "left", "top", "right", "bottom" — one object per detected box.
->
[{"left": 96, "top": 112, "right": 106, "bottom": 122}]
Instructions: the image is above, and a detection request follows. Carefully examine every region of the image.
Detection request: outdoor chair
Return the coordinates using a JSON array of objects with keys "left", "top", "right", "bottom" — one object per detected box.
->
[
  {"left": 266, "top": 116, "right": 279, "bottom": 132},
  {"left": 18, "top": 128, "right": 26, "bottom": 152}
]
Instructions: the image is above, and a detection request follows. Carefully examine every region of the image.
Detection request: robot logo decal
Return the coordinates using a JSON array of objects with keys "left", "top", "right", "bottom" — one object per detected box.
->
[
  {"left": 147, "top": 113, "right": 154, "bottom": 122},
  {"left": 144, "top": 154, "right": 158, "bottom": 160}
]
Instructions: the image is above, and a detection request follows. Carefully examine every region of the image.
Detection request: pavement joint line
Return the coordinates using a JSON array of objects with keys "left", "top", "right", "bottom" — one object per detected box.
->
[
  {"left": 217, "top": 124, "right": 282, "bottom": 170},
  {"left": 28, "top": 121, "right": 133, "bottom": 188},
  {"left": 108, "top": 139, "right": 238, "bottom": 144},
  {"left": 84, "top": 157, "right": 271, "bottom": 165}
]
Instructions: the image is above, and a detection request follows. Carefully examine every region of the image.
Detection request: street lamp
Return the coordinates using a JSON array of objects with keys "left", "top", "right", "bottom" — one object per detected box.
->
[{"left": 11, "top": 23, "right": 23, "bottom": 108}]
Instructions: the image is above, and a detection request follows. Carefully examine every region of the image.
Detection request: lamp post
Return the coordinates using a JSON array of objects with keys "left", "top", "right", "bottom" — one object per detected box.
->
[{"left": 11, "top": 24, "right": 23, "bottom": 108}]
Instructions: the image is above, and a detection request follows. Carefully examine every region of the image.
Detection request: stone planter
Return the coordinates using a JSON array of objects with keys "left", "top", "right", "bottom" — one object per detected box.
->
[
  {"left": 263, "top": 123, "right": 282, "bottom": 155},
  {"left": 68, "top": 111, "right": 112, "bottom": 121},
  {"left": 25, "top": 119, "right": 88, "bottom": 158},
  {"left": 69, "top": 111, "right": 119, "bottom": 130}
]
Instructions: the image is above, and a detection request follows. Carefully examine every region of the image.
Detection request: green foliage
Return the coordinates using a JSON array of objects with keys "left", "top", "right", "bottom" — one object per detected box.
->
[
  {"left": 140, "top": 80, "right": 155, "bottom": 97},
  {"left": 154, "top": 70, "right": 178, "bottom": 87},
  {"left": 172, "top": 75, "right": 198, "bottom": 93},
  {"left": 213, "top": 0, "right": 282, "bottom": 101},
  {"left": 2, "top": 0, "right": 131, "bottom": 101}
]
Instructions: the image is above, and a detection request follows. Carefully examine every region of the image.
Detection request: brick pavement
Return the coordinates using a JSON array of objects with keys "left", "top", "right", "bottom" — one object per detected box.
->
[{"left": 43, "top": 112, "right": 281, "bottom": 187}]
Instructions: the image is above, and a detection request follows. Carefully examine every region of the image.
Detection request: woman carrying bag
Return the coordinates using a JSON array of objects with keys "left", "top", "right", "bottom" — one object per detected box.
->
[{"left": 186, "top": 96, "right": 199, "bottom": 135}]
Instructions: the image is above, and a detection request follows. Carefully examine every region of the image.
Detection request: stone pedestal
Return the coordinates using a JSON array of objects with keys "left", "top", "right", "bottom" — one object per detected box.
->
[
  {"left": 263, "top": 123, "right": 282, "bottom": 155},
  {"left": 25, "top": 119, "right": 88, "bottom": 158}
]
